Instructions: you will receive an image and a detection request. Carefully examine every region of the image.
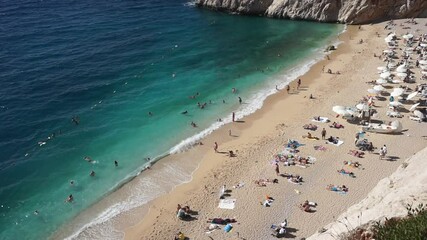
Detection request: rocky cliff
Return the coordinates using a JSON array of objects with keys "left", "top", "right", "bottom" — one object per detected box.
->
[{"left": 196, "top": 0, "right": 427, "bottom": 24}]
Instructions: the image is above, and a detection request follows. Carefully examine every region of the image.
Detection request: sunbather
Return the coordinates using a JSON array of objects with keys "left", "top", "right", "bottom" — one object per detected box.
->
[
  {"left": 330, "top": 122, "right": 344, "bottom": 129},
  {"left": 337, "top": 169, "right": 355, "bottom": 177},
  {"left": 299, "top": 200, "right": 317, "bottom": 212},
  {"left": 327, "top": 184, "right": 348, "bottom": 192},
  {"left": 343, "top": 161, "right": 361, "bottom": 168},
  {"left": 327, "top": 136, "right": 339, "bottom": 144},
  {"left": 207, "top": 218, "right": 236, "bottom": 225},
  {"left": 348, "top": 149, "right": 365, "bottom": 158},
  {"left": 303, "top": 123, "right": 317, "bottom": 130}
]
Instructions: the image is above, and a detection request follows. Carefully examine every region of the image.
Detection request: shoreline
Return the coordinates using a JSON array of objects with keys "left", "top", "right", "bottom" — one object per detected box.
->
[
  {"left": 53, "top": 22, "right": 344, "bottom": 240},
  {"left": 123, "top": 18, "right": 427, "bottom": 240}
]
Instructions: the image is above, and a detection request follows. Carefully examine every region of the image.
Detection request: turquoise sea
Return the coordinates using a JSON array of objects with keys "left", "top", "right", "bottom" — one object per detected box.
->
[{"left": 0, "top": 0, "right": 342, "bottom": 239}]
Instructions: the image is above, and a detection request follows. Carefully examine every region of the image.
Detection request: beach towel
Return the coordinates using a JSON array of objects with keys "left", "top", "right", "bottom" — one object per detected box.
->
[
  {"left": 326, "top": 140, "right": 344, "bottom": 146},
  {"left": 312, "top": 117, "right": 329, "bottom": 123},
  {"left": 218, "top": 199, "right": 236, "bottom": 209}
]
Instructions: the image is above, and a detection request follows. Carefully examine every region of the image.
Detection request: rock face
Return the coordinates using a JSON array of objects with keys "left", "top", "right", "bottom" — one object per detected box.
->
[{"left": 196, "top": 0, "right": 427, "bottom": 24}]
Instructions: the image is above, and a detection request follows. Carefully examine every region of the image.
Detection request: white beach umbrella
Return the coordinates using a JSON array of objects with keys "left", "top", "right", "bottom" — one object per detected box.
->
[
  {"left": 390, "top": 120, "right": 403, "bottom": 131},
  {"left": 396, "top": 72, "right": 407, "bottom": 77},
  {"left": 392, "top": 88, "right": 405, "bottom": 95},
  {"left": 387, "top": 62, "right": 397, "bottom": 68},
  {"left": 383, "top": 49, "right": 393, "bottom": 54},
  {"left": 390, "top": 92, "right": 402, "bottom": 97},
  {"left": 402, "top": 34, "right": 414, "bottom": 39},
  {"left": 380, "top": 72, "right": 391, "bottom": 78},
  {"left": 332, "top": 106, "right": 349, "bottom": 116},
  {"left": 356, "top": 103, "right": 369, "bottom": 111},
  {"left": 396, "top": 67, "right": 407, "bottom": 73},
  {"left": 406, "top": 92, "right": 418, "bottom": 101},
  {"left": 422, "top": 71, "right": 427, "bottom": 76},
  {"left": 391, "top": 79, "right": 403, "bottom": 84},
  {"left": 389, "top": 101, "right": 402, "bottom": 107},
  {"left": 373, "top": 85, "right": 385, "bottom": 91},
  {"left": 367, "top": 89, "right": 380, "bottom": 94},
  {"left": 420, "top": 43, "right": 427, "bottom": 48},
  {"left": 377, "top": 66, "right": 387, "bottom": 71},
  {"left": 384, "top": 36, "right": 393, "bottom": 42},
  {"left": 409, "top": 103, "right": 420, "bottom": 111},
  {"left": 419, "top": 60, "right": 427, "bottom": 65},
  {"left": 413, "top": 110, "right": 425, "bottom": 119},
  {"left": 376, "top": 78, "right": 388, "bottom": 84}
]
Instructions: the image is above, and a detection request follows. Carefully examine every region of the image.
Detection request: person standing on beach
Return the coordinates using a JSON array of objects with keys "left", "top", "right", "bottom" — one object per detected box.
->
[
  {"left": 232, "top": 112, "right": 235, "bottom": 122},
  {"left": 286, "top": 85, "right": 290, "bottom": 93},
  {"left": 321, "top": 128, "right": 326, "bottom": 140},
  {"left": 354, "top": 132, "right": 360, "bottom": 145},
  {"left": 275, "top": 162, "right": 280, "bottom": 176},
  {"left": 238, "top": 97, "right": 242, "bottom": 104},
  {"left": 214, "top": 142, "right": 218, "bottom": 153},
  {"left": 297, "top": 79, "right": 301, "bottom": 89}
]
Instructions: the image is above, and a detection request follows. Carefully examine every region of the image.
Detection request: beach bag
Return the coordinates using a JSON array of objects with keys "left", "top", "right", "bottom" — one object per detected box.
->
[{"left": 224, "top": 223, "right": 233, "bottom": 232}]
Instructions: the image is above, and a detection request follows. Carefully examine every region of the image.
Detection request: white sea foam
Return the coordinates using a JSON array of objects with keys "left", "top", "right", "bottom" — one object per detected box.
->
[
  {"left": 64, "top": 27, "right": 344, "bottom": 240},
  {"left": 64, "top": 161, "right": 195, "bottom": 240}
]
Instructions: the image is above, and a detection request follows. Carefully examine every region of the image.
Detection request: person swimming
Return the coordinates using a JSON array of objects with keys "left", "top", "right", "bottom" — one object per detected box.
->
[
  {"left": 90, "top": 171, "right": 95, "bottom": 177},
  {"left": 84, "top": 156, "right": 93, "bottom": 163},
  {"left": 181, "top": 110, "right": 188, "bottom": 114},
  {"left": 66, "top": 194, "right": 74, "bottom": 203},
  {"left": 114, "top": 160, "right": 118, "bottom": 167}
]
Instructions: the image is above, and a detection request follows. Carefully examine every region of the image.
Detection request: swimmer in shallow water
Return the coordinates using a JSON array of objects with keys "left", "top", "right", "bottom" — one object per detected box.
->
[
  {"left": 84, "top": 156, "right": 93, "bottom": 163},
  {"left": 66, "top": 194, "right": 74, "bottom": 203},
  {"left": 181, "top": 110, "right": 188, "bottom": 114}
]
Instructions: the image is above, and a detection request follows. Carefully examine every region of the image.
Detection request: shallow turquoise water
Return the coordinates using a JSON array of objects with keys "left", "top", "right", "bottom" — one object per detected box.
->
[{"left": 0, "top": 0, "right": 341, "bottom": 239}]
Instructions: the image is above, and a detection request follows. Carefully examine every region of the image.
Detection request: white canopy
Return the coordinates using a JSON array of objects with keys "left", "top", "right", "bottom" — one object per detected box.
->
[
  {"left": 368, "top": 89, "right": 380, "bottom": 94},
  {"left": 392, "top": 88, "right": 405, "bottom": 95},
  {"left": 389, "top": 101, "right": 402, "bottom": 107},
  {"left": 373, "top": 85, "right": 385, "bottom": 91},
  {"left": 396, "top": 72, "right": 407, "bottom": 77},
  {"left": 380, "top": 72, "right": 391, "bottom": 78},
  {"left": 376, "top": 78, "right": 388, "bottom": 84},
  {"left": 402, "top": 34, "right": 414, "bottom": 39},
  {"left": 406, "top": 92, "right": 418, "bottom": 101}
]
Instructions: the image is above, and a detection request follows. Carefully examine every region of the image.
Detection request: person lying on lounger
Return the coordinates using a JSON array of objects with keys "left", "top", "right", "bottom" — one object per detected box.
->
[
  {"left": 337, "top": 169, "right": 355, "bottom": 177},
  {"left": 327, "top": 184, "right": 348, "bottom": 192},
  {"left": 330, "top": 122, "right": 344, "bottom": 129},
  {"left": 348, "top": 150, "right": 365, "bottom": 158},
  {"left": 327, "top": 136, "right": 339, "bottom": 144},
  {"left": 343, "top": 161, "right": 361, "bottom": 168},
  {"left": 299, "top": 200, "right": 317, "bottom": 212},
  {"left": 303, "top": 123, "right": 317, "bottom": 130},
  {"left": 207, "top": 218, "right": 236, "bottom": 225}
]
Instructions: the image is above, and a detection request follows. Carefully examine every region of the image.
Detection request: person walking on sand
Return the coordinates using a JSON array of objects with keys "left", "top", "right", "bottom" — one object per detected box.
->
[
  {"left": 321, "top": 128, "right": 326, "bottom": 140},
  {"left": 354, "top": 132, "right": 360, "bottom": 145},
  {"left": 286, "top": 85, "right": 290, "bottom": 93},
  {"left": 214, "top": 142, "right": 218, "bottom": 153},
  {"left": 297, "top": 79, "right": 301, "bottom": 89},
  {"left": 275, "top": 162, "right": 280, "bottom": 176}
]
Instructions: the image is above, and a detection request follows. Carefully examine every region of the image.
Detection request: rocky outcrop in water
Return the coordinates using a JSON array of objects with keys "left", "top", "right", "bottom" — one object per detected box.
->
[{"left": 196, "top": 0, "right": 427, "bottom": 24}]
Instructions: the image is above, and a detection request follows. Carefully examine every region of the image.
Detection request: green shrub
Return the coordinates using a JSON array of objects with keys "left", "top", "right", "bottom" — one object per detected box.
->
[{"left": 373, "top": 203, "right": 427, "bottom": 240}]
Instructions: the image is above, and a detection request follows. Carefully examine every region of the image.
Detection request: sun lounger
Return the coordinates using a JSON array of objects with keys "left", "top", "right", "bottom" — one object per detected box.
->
[
  {"left": 218, "top": 199, "right": 236, "bottom": 209},
  {"left": 312, "top": 117, "right": 330, "bottom": 123},
  {"left": 326, "top": 140, "right": 344, "bottom": 146}
]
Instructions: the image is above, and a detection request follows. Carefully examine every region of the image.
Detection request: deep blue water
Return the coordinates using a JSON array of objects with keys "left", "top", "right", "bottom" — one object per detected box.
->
[{"left": 0, "top": 0, "right": 341, "bottom": 239}]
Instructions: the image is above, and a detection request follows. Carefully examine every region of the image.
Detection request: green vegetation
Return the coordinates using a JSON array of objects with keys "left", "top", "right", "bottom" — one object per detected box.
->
[{"left": 372, "top": 203, "right": 427, "bottom": 240}]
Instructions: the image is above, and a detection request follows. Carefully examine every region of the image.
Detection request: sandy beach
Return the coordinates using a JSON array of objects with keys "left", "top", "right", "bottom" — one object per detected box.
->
[{"left": 120, "top": 19, "right": 427, "bottom": 240}]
